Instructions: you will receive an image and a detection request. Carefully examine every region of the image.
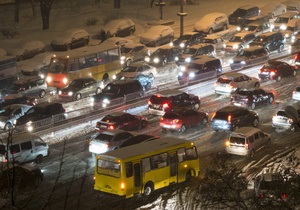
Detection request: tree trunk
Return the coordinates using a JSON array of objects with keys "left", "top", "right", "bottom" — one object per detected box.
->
[
  {"left": 31, "top": 0, "right": 37, "bottom": 16},
  {"left": 114, "top": 0, "right": 121, "bottom": 9},
  {"left": 14, "top": 0, "right": 20, "bottom": 23},
  {"left": 95, "top": 0, "right": 101, "bottom": 3},
  {"left": 40, "top": 0, "right": 54, "bottom": 30}
]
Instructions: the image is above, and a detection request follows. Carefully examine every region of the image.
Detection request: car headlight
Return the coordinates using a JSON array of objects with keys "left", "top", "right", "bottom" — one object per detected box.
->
[
  {"left": 180, "top": 66, "right": 186, "bottom": 71},
  {"left": 233, "top": 44, "right": 238, "bottom": 49},
  {"left": 58, "top": 90, "right": 62, "bottom": 95},
  {"left": 237, "top": 26, "right": 241, "bottom": 31},
  {"left": 229, "top": 59, "right": 234, "bottom": 64},
  {"left": 68, "top": 91, "right": 73, "bottom": 96},
  {"left": 26, "top": 121, "right": 33, "bottom": 132},
  {"left": 145, "top": 57, "right": 150, "bottom": 62},
  {"left": 112, "top": 75, "right": 116, "bottom": 80},
  {"left": 120, "top": 60, "right": 125, "bottom": 65},
  {"left": 153, "top": 57, "right": 159, "bottom": 63},
  {"left": 46, "top": 76, "right": 52, "bottom": 83},
  {"left": 185, "top": 57, "right": 191, "bottom": 63},
  {"left": 178, "top": 72, "right": 183, "bottom": 76},
  {"left": 244, "top": 27, "right": 249, "bottom": 31},
  {"left": 271, "top": 24, "right": 274, "bottom": 29},
  {"left": 103, "top": 98, "right": 110, "bottom": 104},
  {"left": 180, "top": 43, "right": 185, "bottom": 48},
  {"left": 241, "top": 61, "right": 246, "bottom": 65},
  {"left": 62, "top": 77, "right": 68, "bottom": 84},
  {"left": 40, "top": 74, "right": 45, "bottom": 79},
  {"left": 223, "top": 43, "right": 226, "bottom": 48},
  {"left": 175, "top": 57, "right": 179, "bottom": 61},
  {"left": 280, "top": 25, "right": 287, "bottom": 30},
  {"left": 188, "top": 72, "right": 195, "bottom": 78},
  {"left": 121, "top": 56, "right": 125, "bottom": 60},
  {"left": 169, "top": 42, "right": 174, "bottom": 47}
]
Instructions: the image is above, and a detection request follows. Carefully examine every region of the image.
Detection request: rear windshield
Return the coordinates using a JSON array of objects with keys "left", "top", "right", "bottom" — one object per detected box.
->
[
  {"left": 229, "top": 136, "right": 246, "bottom": 144},
  {"left": 217, "top": 77, "right": 232, "bottom": 84},
  {"left": 236, "top": 90, "right": 252, "bottom": 95},
  {"left": 150, "top": 95, "right": 169, "bottom": 104},
  {"left": 101, "top": 115, "right": 119, "bottom": 122},
  {"left": 276, "top": 111, "right": 288, "bottom": 117},
  {"left": 295, "top": 87, "right": 300, "bottom": 92},
  {"left": 233, "top": 8, "right": 247, "bottom": 16},
  {"left": 94, "top": 133, "right": 114, "bottom": 142},
  {"left": 163, "top": 113, "right": 180, "bottom": 119},
  {"left": 214, "top": 111, "right": 229, "bottom": 119}
]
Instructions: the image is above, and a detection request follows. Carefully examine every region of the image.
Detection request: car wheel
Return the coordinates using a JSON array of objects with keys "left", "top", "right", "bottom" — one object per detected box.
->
[
  {"left": 4, "top": 123, "right": 13, "bottom": 131},
  {"left": 253, "top": 118, "right": 259, "bottom": 127},
  {"left": 39, "top": 90, "right": 46, "bottom": 98},
  {"left": 250, "top": 150, "right": 255, "bottom": 158},
  {"left": 194, "top": 103, "right": 200, "bottom": 110},
  {"left": 278, "top": 44, "right": 284, "bottom": 53},
  {"left": 33, "top": 176, "right": 42, "bottom": 187},
  {"left": 1, "top": 187, "right": 9, "bottom": 199},
  {"left": 180, "top": 124, "right": 187, "bottom": 133},
  {"left": 35, "top": 155, "right": 43, "bottom": 164},
  {"left": 254, "top": 82, "right": 260, "bottom": 87},
  {"left": 276, "top": 75, "right": 282, "bottom": 82},
  {"left": 144, "top": 182, "right": 153, "bottom": 196},
  {"left": 96, "top": 87, "right": 101, "bottom": 94},
  {"left": 75, "top": 93, "right": 82, "bottom": 100},
  {"left": 83, "top": 39, "right": 89, "bottom": 46},
  {"left": 293, "top": 70, "right": 297, "bottom": 77},
  {"left": 185, "top": 170, "right": 194, "bottom": 181},
  {"left": 202, "top": 117, "right": 208, "bottom": 125},
  {"left": 269, "top": 96, "right": 274, "bottom": 104},
  {"left": 129, "top": 29, "right": 134, "bottom": 35},
  {"left": 126, "top": 59, "right": 132, "bottom": 66},
  {"left": 145, "top": 82, "right": 151, "bottom": 91},
  {"left": 251, "top": 103, "right": 256, "bottom": 110},
  {"left": 223, "top": 24, "right": 228, "bottom": 30},
  {"left": 161, "top": 59, "right": 167, "bottom": 67},
  {"left": 208, "top": 28, "right": 213, "bottom": 34}
]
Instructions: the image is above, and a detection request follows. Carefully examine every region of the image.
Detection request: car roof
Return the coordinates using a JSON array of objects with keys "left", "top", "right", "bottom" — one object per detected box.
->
[
  {"left": 221, "top": 72, "right": 244, "bottom": 79},
  {"left": 277, "top": 11, "right": 298, "bottom": 18},
  {"left": 155, "top": 89, "right": 184, "bottom": 97},
  {"left": 257, "top": 31, "right": 281, "bottom": 37},
  {"left": 3, "top": 104, "right": 32, "bottom": 110},
  {"left": 128, "top": 62, "right": 148, "bottom": 67},
  {"left": 238, "top": 5, "right": 258, "bottom": 10},
  {"left": 218, "top": 106, "right": 245, "bottom": 113},
  {"left": 106, "top": 112, "right": 127, "bottom": 117},
  {"left": 234, "top": 32, "right": 254, "bottom": 37},
  {"left": 14, "top": 75, "right": 43, "bottom": 84},
  {"left": 204, "top": 34, "right": 222, "bottom": 39},
  {"left": 246, "top": 19, "right": 270, "bottom": 25},
  {"left": 243, "top": 46, "right": 265, "bottom": 51},
  {"left": 230, "top": 126, "right": 261, "bottom": 137},
  {"left": 192, "top": 56, "right": 219, "bottom": 64},
  {"left": 190, "top": 43, "right": 212, "bottom": 49},
  {"left": 111, "top": 79, "right": 138, "bottom": 85}
]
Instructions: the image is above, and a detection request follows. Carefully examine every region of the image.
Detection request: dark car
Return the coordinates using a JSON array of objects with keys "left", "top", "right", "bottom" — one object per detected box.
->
[
  {"left": 160, "top": 110, "right": 208, "bottom": 133},
  {"left": 0, "top": 94, "right": 37, "bottom": 109},
  {"left": 58, "top": 77, "right": 101, "bottom": 101},
  {"left": 3, "top": 76, "right": 47, "bottom": 98},
  {"left": 250, "top": 32, "right": 285, "bottom": 53},
  {"left": 16, "top": 102, "right": 66, "bottom": 127},
  {"left": 229, "top": 5, "right": 260, "bottom": 26},
  {"left": 178, "top": 56, "right": 222, "bottom": 85},
  {"left": 120, "top": 43, "right": 148, "bottom": 66},
  {"left": 0, "top": 164, "right": 43, "bottom": 198},
  {"left": 175, "top": 44, "right": 215, "bottom": 66},
  {"left": 231, "top": 88, "right": 274, "bottom": 109},
  {"left": 51, "top": 28, "right": 90, "bottom": 51},
  {"left": 258, "top": 60, "right": 297, "bottom": 81},
  {"left": 171, "top": 32, "right": 206, "bottom": 49},
  {"left": 95, "top": 112, "right": 147, "bottom": 131},
  {"left": 290, "top": 35, "right": 300, "bottom": 54},
  {"left": 119, "top": 134, "right": 159, "bottom": 148},
  {"left": 211, "top": 106, "right": 259, "bottom": 131},
  {"left": 91, "top": 79, "right": 144, "bottom": 109},
  {"left": 144, "top": 46, "right": 181, "bottom": 67},
  {"left": 148, "top": 89, "right": 201, "bottom": 115},
  {"left": 230, "top": 46, "right": 269, "bottom": 70},
  {"left": 118, "top": 73, "right": 153, "bottom": 91},
  {"left": 88, "top": 130, "right": 134, "bottom": 154}
]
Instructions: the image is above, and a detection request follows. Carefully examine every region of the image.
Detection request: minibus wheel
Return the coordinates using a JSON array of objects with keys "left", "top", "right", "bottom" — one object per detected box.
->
[{"left": 143, "top": 182, "right": 154, "bottom": 196}]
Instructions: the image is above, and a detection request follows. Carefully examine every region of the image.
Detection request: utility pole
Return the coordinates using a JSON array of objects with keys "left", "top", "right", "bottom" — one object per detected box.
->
[
  {"left": 177, "top": 0, "right": 188, "bottom": 36},
  {"left": 155, "top": 0, "right": 165, "bottom": 20}
]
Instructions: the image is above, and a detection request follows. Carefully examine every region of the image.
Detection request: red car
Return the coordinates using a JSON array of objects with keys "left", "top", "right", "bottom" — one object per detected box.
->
[
  {"left": 96, "top": 112, "right": 147, "bottom": 131},
  {"left": 160, "top": 109, "right": 208, "bottom": 133}
]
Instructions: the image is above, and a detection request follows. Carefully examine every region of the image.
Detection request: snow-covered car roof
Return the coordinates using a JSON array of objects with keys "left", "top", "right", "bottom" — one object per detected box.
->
[
  {"left": 230, "top": 127, "right": 264, "bottom": 138},
  {"left": 103, "top": 18, "right": 135, "bottom": 31},
  {"left": 141, "top": 25, "right": 174, "bottom": 39},
  {"left": 18, "top": 52, "right": 52, "bottom": 73},
  {"left": 7, "top": 40, "right": 45, "bottom": 56},
  {"left": 198, "top": 12, "right": 227, "bottom": 22},
  {"left": 52, "top": 28, "right": 89, "bottom": 44},
  {"left": 102, "top": 37, "right": 133, "bottom": 46},
  {"left": 260, "top": 2, "right": 286, "bottom": 16}
]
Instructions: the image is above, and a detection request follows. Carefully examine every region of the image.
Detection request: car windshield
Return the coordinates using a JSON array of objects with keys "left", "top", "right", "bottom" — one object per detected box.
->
[
  {"left": 0, "top": 145, "right": 5, "bottom": 155},
  {"left": 296, "top": 87, "right": 300, "bottom": 92},
  {"left": 188, "top": 63, "right": 204, "bottom": 70},
  {"left": 237, "top": 50, "right": 253, "bottom": 57},
  {"left": 101, "top": 114, "right": 120, "bottom": 122},
  {"left": 233, "top": 8, "right": 247, "bottom": 16},
  {"left": 68, "top": 80, "right": 84, "bottom": 88},
  {"left": 229, "top": 36, "right": 243, "bottom": 42},
  {"left": 276, "top": 111, "right": 288, "bottom": 117},
  {"left": 201, "top": 38, "right": 214, "bottom": 44},
  {"left": 94, "top": 133, "right": 114, "bottom": 142},
  {"left": 121, "top": 47, "right": 133, "bottom": 54},
  {"left": 244, "top": 25, "right": 257, "bottom": 31},
  {"left": 122, "top": 66, "right": 138, "bottom": 72},
  {"left": 150, "top": 95, "right": 169, "bottom": 104},
  {"left": 254, "top": 36, "right": 268, "bottom": 42},
  {"left": 229, "top": 136, "right": 245, "bottom": 144},
  {"left": 25, "top": 107, "right": 42, "bottom": 115},
  {"left": 182, "top": 48, "right": 197, "bottom": 55},
  {"left": 237, "top": 90, "right": 252, "bottom": 95},
  {"left": 286, "top": 26, "right": 295, "bottom": 31},
  {"left": 275, "top": 17, "right": 289, "bottom": 23},
  {"left": 10, "top": 83, "right": 28, "bottom": 92},
  {"left": 263, "top": 62, "right": 278, "bottom": 69},
  {"left": 214, "top": 111, "right": 230, "bottom": 119},
  {"left": 153, "top": 48, "right": 168, "bottom": 55},
  {"left": 102, "top": 84, "right": 121, "bottom": 94},
  {"left": 177, "top": 34, "right": 192, "bottom": 41},
  {"left": 163, "top": 112, "right": 180, "bottom": 119},
  {"left": 49, "top": 58, "right": 68, "bottom": 74}
]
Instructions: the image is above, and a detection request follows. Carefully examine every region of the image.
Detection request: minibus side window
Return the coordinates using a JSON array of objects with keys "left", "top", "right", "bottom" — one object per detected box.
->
[
  {"left": 177, "top": 148, "right": 186, "bottom": 163},
  {"left": 142, "top": 158, "right": 151, "bottom": 173},
  {"left": 21, "top": 141, "right": 32, "bottom": 151},
  {"left": 125, "top": 162, "right": 133, "bottom": 178},
  {"left": 10, "top": 144, "right": 20, "bottom": 154}
]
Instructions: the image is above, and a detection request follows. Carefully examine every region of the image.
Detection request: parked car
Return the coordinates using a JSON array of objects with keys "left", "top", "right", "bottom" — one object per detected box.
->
[
  {"left": 283, "top": 0, "right": 300, "bottom": 11},
  {"left": 51, "top": 28, "right": 90, "bottom": 51},
  {"left": 260, "top": 2, "right": 287, "bottom": 18},
  {"left": 58, "top": 77, "right": 101, "bottom": 101},
  {"left": 101, "top": 37, "right": 133, "bottom": 47},
  {"left": 228, "top": 5, "right": 260, "bottom": 26},
  {"left": 240, "top": 20, "right": 272, "bottom": 37},
  {"left": 258, "top": 60, "right": 297, "bottom": 81},
  {"left": 292, "top": 86, "right": 300, "bottom": 100},
  {"left": 160, "top": 110, "right": 208, "bottom": 133},
  {"left": 119, "top": 134, "right": 159, "bottom": 148},
  {"left": 6, "top": 40, "right": 46, "bottom": 61},
  {"left": 0, "top": 163, "right": 43, "bottom": 198},
  {"left": 224, "top": 32, "right": 256, "bottom": 53},
  {"left": 225, "top": 127, "right": 270, "bottom": 157},
  {"left": 120, "top": 43, "right": 149, "bottom": 66},
  {"left": 95, "top": 112, "right": 147, "bottom": 131},
  {"left": 281, "top": 18, "right": 300, "bottom": 42},
  {"left": 88, "top": 130, "right": 134, "bottom": 154},
  {"left": 271, "top": 12, "right": 300, "bottom": 31},
  {"left": 100, "top": 18, "right": 135, "bottom": 38},
  {"left": 230, "top": 88, "right": 274, "bottom": 109},
  {"left": 194, "top": 12, "right": 229, "bottom": 34},
  {"left": 148, "top": 89, "right": 201, "bottom": 115},
  {"left": 170, "top": 32, "right": 205, "bottom": 49},
  {"left": 175, "top": 44, "right": 215, "bottom": 66},
  {"left": 199, "top": 34, "right": 227, "bottom": 51},
  {"left": 15, "top": 102, "right": 66, "bottom": 130},
  {"left": 229, "top": 46, "right": 269, "bottom": 70},
  {"left": 3, "top": 76, "right": 47, "bottom": 98},
  {"left": 211, "top": 106, "right": 259, "bottom": 131},
  {"left": 178, "top": 55, "right": 222, "bottom": 85},
  {"left": 272, "top": 108, "right": 300, "bottom": 130},
  {"left": 0, "top": 104, "right": 32, "bottom": 130},
  {"left": 118, "top": 73, "right": 153, "bottom": 91},
  {"left": 0, "top": 94, "right": 37, "bottom": 109},
  {"left": 214, "top": 72, "right": 260, "bottom": 95},
  {"left": 115, "top": 62, "right": 157, "bottom": 79},
  {"left": 144, "top": 46, "right": 181, "bottom": 67},
  {"left": 140, "top": 25, "right": 174, "bottom": 47},
  {"left": 249, "top": 32, "right": 285, "bottom": 53},
  {"left": 91, "top": 79, "right": 144, "bottom": 109}
]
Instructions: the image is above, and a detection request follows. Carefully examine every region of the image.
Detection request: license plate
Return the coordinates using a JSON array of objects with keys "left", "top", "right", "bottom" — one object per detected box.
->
[
  {"left": 234, "top": 103, "right": 241, "bottom": 106},
  {"left": 153, "top": 104, "right": 160, "bottom": 109}
]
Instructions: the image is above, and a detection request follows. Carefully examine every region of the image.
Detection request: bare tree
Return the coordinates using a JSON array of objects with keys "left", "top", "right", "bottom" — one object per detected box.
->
[{"left": 40, "top": 0, "right": 54, "bottom": 30}]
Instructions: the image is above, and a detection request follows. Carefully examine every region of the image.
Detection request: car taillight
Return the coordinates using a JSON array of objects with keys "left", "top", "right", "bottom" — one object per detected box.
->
[
  {"left": 96, "top": 122, "right": 100, "bottom": 127},
  {"left": 258, "top": 69, "right": 262, "bottom": 74},
  {"left": 270, "top": 70, "right": 276, "bottom": 76},
  {"left": 148, "top": 100, "right": 152, "bottom": 105},
  {"left": 245, "top": 142, "right": 249, "bottom": 150},
  {"left": 229, "top": 84, "right": 234, "bottom": 89},
  {"left": 227, "top": 115, "right": 232, "bottom": 124},
  {"left": 295, "top": 54, "right": 299, "bottom": 60},
  {"left": 173, "top": 119, "right": 182, "bottom": 123},
  {"left": 160, "top": 117, "right": 164, "bottom": 121},
  {"left": 162, "top": 103, "right": 169, "bottom": 109},
  {"left": 211, "top": 113, "right": 216, "bottom": 121},
  {"left": 260, "top": 194, "right": 265, "bottom": 199},
  {"left": 282, "top": 193, "right": 287, "bottom": 199},
  {"left": 108, "top": 125, "right": 115, "bottom": 130},
  {"left": 214, "top": 82, "right": 218, "bottom": 87}
]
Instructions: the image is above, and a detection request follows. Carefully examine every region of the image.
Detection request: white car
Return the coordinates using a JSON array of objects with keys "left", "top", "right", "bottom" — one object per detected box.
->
[
  {"left": 101, "top": 18, "right": 135, "bottom": 38},
  {"left": 260, "top": 2, "right": 287, "bottom": 18},
  {"left": 272, "top": 109, "right": 300, "bottom": 130},
  {"left": 292, "top": 86, "right": 300, "bottom": 100},
  {"left": 224, "top": 32, "right": 256, "bottom": 53},
  {"left": 194, "top": 12, "right": 228, "bottom": 34},
  {"left": 115, "top": 62, "right": 157, "bottom": 79},
  {"left": 140, "top": 25, "right": 174, "bottom": 47},
  {"left": 199, "top": 34, "right": 227, "bottom": 51}
]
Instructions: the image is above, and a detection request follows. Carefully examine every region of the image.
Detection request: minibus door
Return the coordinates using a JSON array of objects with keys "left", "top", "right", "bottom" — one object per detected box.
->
[
  {"left": 133, "top": 163, "right": 142, "bottom": 194},
  {"left": 169, "top": 153, "right": 178, "bottom": 184}
]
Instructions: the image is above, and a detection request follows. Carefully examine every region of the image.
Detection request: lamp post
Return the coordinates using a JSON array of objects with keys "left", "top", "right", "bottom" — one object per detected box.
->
[
  {"left": 177, "top": 0, "right": 188, "bottom": 36},
  {"left": 155, "top": 0, "right": 165, "bottom": 20}
]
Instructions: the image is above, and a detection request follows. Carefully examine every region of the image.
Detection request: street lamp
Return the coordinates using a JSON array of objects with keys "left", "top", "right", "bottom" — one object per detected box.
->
[
  {"left": 177, "top": 0, "right": 188, "bottom": 36},
  {"left": 155, "top": 0, "right": 166, "bottom": 20}
]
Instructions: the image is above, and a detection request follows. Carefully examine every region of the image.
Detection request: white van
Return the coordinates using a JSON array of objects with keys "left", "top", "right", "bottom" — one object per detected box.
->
[
  {"left": 225, "top": 127, "right": 271, "bottom": 157},
  {"left": 0, "top": 134, "right": 49, "bottom": 164}
]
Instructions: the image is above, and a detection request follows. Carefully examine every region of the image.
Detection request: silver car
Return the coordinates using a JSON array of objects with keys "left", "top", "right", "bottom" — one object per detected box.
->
[
  {"left": 272, "top": 109, "right": 300, "bottom": 130},
  {"left": 0, "top": 104, "right": 32, "bottom": 130}
]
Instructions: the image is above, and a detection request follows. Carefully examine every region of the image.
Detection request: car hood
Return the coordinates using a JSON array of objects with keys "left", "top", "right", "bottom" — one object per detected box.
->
[
  {"left": 51, "top": 37, "right": 70, "bottom": 45},
  {"left": 194, "top": 21, "right": 210, "bottom": 31}
]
